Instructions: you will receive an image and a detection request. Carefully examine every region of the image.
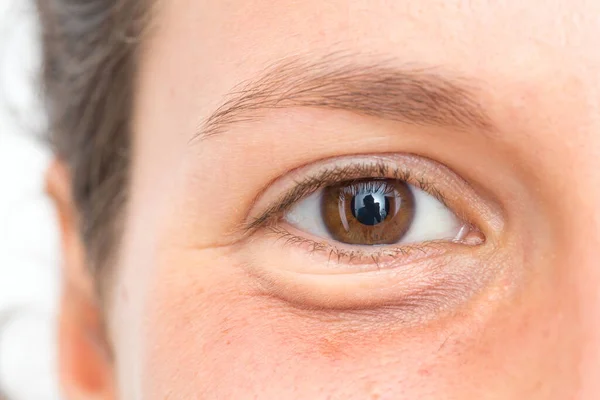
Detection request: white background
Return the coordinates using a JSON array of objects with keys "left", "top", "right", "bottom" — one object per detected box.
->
[{"left": 0, "top": 0, "right": 61, "bottom": 398}]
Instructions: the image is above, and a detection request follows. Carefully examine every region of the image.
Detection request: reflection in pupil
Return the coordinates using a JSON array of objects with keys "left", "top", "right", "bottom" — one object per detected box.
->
[{"left": 351, "top": 192, "right": 390, "bottom": 226}]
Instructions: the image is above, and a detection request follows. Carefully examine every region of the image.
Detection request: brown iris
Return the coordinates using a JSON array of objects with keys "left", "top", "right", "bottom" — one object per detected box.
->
[{"left": 322, "top": 179, "right": 415, "bottom": 245}]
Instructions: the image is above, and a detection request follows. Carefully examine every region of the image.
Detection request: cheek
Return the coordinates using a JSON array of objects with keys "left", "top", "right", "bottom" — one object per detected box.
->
[
  {"left": 130, "top": 248, "right": 577, "bottom": 399},
  {"left": 137, "top": 249, "right": 428, "bottom": 398}
]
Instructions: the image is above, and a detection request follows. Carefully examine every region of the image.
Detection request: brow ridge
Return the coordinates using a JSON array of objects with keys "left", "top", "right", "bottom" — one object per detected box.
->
[{"left": 197, "top": 56, "right": 493, "bottom": 139}]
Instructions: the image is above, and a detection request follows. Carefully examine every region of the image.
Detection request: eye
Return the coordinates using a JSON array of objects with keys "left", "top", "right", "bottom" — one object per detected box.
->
[
  {"left": 244, "top": 156, "right": 498, "bottom": 313},
  {"left": 284, "top": 178, "right": 465, "bottom": 246}
]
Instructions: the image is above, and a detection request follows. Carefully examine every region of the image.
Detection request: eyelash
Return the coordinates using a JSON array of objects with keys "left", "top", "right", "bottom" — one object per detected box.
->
[
  {"left": 266, "top": 223, "right": 454, "bottom": 267},
  {"left": 241, "top": 158, "right": 482, "bottom": 266},
  {"left": 247, "top": 160, "right": 449, "bottom": 232}
]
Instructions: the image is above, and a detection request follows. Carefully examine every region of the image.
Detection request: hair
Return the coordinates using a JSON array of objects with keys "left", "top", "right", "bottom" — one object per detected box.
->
[{"left": 36, "top": 0, "right": 147, "bottom": 274}]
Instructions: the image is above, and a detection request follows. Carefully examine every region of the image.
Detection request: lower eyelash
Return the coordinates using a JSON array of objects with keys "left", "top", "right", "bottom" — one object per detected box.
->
[{"left": 266, "top": 224, "right": 454, "bottom": 268}]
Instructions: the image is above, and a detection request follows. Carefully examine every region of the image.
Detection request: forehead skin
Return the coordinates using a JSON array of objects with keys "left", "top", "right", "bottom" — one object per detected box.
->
[{"left": 109, "top": 0, "right": 600, "bottom": 399}]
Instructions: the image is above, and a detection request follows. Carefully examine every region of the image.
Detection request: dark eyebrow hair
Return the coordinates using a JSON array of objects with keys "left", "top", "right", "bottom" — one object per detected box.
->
[{"left": 197, "top": 55, "right": 494, "bottom": 139}]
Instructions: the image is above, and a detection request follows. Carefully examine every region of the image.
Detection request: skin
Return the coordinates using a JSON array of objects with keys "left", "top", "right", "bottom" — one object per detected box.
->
[{"left": 48, "top": 0, "right": 600, "bottom": 398}]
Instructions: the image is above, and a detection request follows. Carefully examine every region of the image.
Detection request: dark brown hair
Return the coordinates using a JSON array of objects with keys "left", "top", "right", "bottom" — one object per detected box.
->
[{"left": 37, "top": 0, "right": 146, "bottom": 272}]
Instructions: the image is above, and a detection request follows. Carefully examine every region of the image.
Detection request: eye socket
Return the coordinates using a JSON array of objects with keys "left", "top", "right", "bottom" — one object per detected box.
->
[
  {"left": 242, "top": 155, "right": 499, "bottom": 314},
  {"left": 284, "top": 178, "right": 466, "bottom": 246}
]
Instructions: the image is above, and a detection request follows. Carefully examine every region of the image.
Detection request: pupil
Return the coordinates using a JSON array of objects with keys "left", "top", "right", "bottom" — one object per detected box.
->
[{"left": 351, "top": 191, "right": 390, "bottom": 226}]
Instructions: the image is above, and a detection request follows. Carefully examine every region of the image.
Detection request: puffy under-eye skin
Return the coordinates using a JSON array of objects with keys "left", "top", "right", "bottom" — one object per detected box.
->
[{"left": 236, "top": 154, "right": 504, "bottom": 320}]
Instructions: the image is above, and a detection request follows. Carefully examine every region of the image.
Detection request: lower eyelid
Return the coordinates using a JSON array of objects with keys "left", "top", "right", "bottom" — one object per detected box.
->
[
  {"left": 263, "top": 223, "right": 476, "bottom": 272},
  {"left": 241, "top": 243, "right": 495, "bottom": 319}
]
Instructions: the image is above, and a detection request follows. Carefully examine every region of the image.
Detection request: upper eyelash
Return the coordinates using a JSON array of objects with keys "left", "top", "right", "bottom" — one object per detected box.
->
[
  {"left": 338, "top": 179, "right": 397, "bottom": 201},
  {"left": 245, "top": 160, "right": 448, "bottom": 232}
]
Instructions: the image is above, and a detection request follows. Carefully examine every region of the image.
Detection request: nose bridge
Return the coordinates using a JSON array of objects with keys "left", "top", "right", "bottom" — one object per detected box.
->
[
  {"left": 575, "top": 203, "right": 600, "bottom": 398},
  {"left": 569, "top": 131, "right": 600, "bottom": 399},
  {"left": 576, "top": 206, "right": 600, "bottom": 399}
]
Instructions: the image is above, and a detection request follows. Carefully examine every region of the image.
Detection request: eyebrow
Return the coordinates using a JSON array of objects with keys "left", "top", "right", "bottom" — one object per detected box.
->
[{"left": 197, "top": 55, "right": 494, "bottom": 139}]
